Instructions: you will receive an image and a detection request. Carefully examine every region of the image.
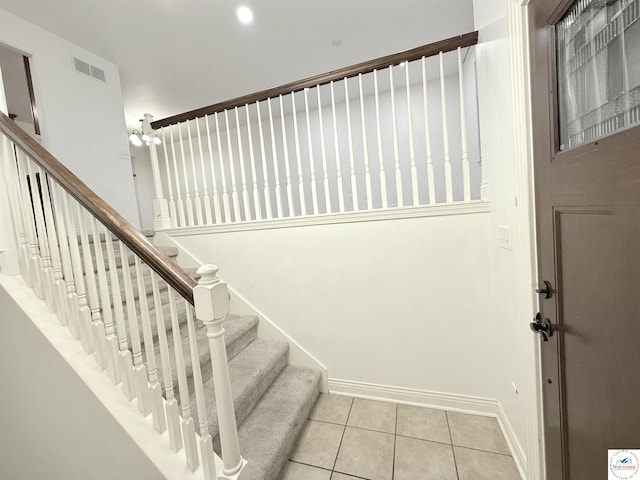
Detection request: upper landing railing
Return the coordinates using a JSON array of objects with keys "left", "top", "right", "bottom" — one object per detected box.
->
[{"left": 145, "top": 31, "right": 481, "bottom": 230}]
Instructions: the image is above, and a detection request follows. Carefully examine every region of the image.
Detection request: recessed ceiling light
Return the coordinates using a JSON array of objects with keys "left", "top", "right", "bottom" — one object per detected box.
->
[{"left": 237, "top": 6, "right": 253, "bottom": 24}]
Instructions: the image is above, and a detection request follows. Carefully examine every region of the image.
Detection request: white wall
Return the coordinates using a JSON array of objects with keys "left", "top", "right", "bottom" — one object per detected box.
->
[
  {"left": 474, "top": 0, "right": 540, "bottom": 477},
  {"left": 171, "top": 211, "right": 496, "bottom": 399},
  {"left": 0, "top": 8, "right": 139, "bottom": 227},
  {"left": 0, "top": 284, "right": 164, "bottom": 480}
]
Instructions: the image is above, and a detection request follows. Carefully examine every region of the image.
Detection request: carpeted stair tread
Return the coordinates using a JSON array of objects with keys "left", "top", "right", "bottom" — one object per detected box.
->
[
  {"left": 237, "top": 366, "right": 321, "bottom": 480},
  {"left": 155, "top": 313, "right": 259, "bottom": 394},
  {"left": 194, "top": 338, "right": 289, "bottom": 450},
  {"left": 82, "top": 244, "right": 178, "bottom": 272}
]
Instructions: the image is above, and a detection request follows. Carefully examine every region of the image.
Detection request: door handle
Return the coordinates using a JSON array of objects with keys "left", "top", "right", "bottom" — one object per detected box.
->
[
  {"left": 536, "top": 280, "right": 553, "bottom": 299},
  {"left": 530, "top": 312, "right": 553, "bottom": 341}
]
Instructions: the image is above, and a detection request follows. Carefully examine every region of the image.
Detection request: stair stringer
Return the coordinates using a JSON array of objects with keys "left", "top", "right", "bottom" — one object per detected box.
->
[{"left": 152, "top": 230, "right": 329, "bottom": 391}]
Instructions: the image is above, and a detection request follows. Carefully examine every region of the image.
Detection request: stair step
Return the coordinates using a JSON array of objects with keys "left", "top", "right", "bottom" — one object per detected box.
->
[
  {"left": 237, "top": 366, "right": 321, "bottom": 480},
  {"left": 81, "top": 244, "right": 178, "bottom": 272},
  {"left": 195, "top": 338, "right": 289, "bottom": 452},
  {"left": 157, "top": 314, "right": 259, "bottom": 394}
]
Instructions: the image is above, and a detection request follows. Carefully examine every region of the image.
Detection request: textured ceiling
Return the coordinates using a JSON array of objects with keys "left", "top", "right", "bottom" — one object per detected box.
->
[{"left": 0, "top": 0, "right": 474, "bottom": 129}]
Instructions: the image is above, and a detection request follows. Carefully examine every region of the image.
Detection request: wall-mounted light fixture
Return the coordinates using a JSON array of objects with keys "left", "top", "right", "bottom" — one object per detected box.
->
[{"left": 129, "top": 113, "right": 161, "bottom": 147}]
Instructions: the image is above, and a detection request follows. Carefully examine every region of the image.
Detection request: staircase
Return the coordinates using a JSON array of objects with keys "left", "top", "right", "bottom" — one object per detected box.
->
[{"left": 87, "top": 231, "right": 321, "bottom": 480}]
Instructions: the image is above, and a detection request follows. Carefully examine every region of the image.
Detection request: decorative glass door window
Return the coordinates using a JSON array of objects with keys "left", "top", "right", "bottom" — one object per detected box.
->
[{"left": 557, "top": 0, "right": 640, "bottom": 150}]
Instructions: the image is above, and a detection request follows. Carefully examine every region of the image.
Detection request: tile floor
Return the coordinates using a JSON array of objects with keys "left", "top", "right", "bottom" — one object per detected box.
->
[{"left": 282, "top": 394, "right": 521, "bottom": 480}]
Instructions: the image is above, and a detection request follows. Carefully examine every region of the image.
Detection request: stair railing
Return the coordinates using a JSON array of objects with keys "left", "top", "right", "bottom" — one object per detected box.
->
[
  {"left": 0, "top": 112, "right": 248, "bottom": 480},
  {"left": 145, "top": 31, "right": 480, "bottom": 229}
]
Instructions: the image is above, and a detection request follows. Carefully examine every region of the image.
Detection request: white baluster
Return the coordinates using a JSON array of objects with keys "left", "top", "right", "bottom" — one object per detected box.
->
[
  {"left": 185, "top": 303, "right": 216, "bottom": 480},
  {"left": 150, "top": 273, "right": 182, "bottom": 451},
  {"left": 167, "top": 288, "right": 198, "bottom": 470},
  {"left": 204, "top": 115, "right": 223, "bottom": 223},
  {"left": 303, "top": 88, "right": 319, "bottom": 215},
  {"left": 316, "top": 87, "right": 332, "bottom": 213},
  {"left": 440, "top": 51, "right": 453, "bottom": 203},
  {"left": 234, "top": 107, "right": 252, "bottom": 221},
  {"left": 358, "top": 74, "right": 373, "bottom": 211},
  {"left": 224, "top": 110, "right": 241, "bottom": 222},
  {"left": 405, "top": 62, "right": 419, "bottom": 206},
  {"left": 195, "top": 117, "right": 214, "bottom": 224},
  {"left": 89, "top": 215, "right": 119, "bottom": 383},
  {"left": 2, "top": 144, "right": 29, "bottom": 282},
  {"left": 120, "top": 242, "right": 150, "bottom": 415},
  {"left": 330, "top": 81, "right": 345, "bottom": 213},
  {"left": 51, "top": 183, "right": 92, "bottom": 353},
  {"left": 70, "top": 196, "right": 104, "bottom": 366},
  {"left": 168, "top": 126, "right": 187, "bottom": 227},
  {"left": 267, "top": 98, "right": 284, "bottom": 218},
  {"left": 458, "top": 47, "right": 471, "bottom": 202},
  {"left": 278, "top": 95, "right": 294, "bottom": 216},
  {"left": 422, "top": 57, "right": 436, "bottom": 204},
  {"left": 134, "top": 257, "right": 166, "bottom": 433},
  {"left": 26, "top": 159, "right": 55, "bottom": 310},
  {"left": 177, "top": 123, "right": 196, "bottom": 226},
  {"left": 214, "top": 112, "right": 232, "bottom": 223},
  {"left": 186, "top": 120, "right": 204, "bottom": 225},
  {"left": 37, "top": 168, "right": 69, "bottom": 325},
  {"left": 343, "top": 78, "right": 359, "bottom": 211},
  {"left": 389, "top": 66, "right": 403, "bottom": 207},
  {"left": 160, "top": 128, "right": 178, "bottom": 228},
  {"left": 373, "top": 70, "right": 388, "bottom": 209},
  {"left": 291, "top": 93, "right": 306, "bottom": 216},
  {"left": 245, "top": 104, "right": 262, "bottom": 221},
  {"left": 159, "top": 129, "right": 178, "bottom": 227},
  {"left": 15, "top": 152, "right": 41, "bottom": 292},
  {"left": 104, "top": 230, "right": 135, "bottom": 400},
  {"left": 256, "top": 102, "right": 272, "bottom": 219},
  {"left": 194, "top": 265, "right": 248, "bottom": 479}
]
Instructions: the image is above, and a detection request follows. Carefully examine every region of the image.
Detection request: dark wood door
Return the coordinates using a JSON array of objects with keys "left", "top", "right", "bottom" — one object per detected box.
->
[{"left": 530, "top": 0, "right": 640, "bottom": 479}]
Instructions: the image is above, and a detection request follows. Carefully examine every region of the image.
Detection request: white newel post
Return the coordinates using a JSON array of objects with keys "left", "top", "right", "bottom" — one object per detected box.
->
[
  {"left": 142, "top": 113, "right": 172, "bottom": 230},
  {"left": 194, "top": 265, "right": 248, "bottom": 480}
]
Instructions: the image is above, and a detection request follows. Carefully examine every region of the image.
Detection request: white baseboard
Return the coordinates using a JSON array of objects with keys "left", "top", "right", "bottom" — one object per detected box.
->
[
  {"left": 329, "top": 378, "right": 526, "bottom": 480},
  {"left": 497, "top": 401, "right": 527, "bottom": 480}
]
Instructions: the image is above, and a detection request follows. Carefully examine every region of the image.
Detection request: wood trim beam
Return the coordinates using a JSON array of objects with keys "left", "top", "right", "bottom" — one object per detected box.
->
[
  {"left": 151, "top": 31, "right": 479, "bottom": 129},
  {"left": 23, "top": 56, "right": 40, "bottom": 136},
  {"left": 0, "top": 111, "right": 196, "bottom": 303}
]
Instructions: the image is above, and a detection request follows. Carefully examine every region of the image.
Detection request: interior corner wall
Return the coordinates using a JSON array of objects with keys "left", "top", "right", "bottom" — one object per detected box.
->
[
  {"left": 474, "top": 0, "right": 540, "bottom": 477},
  {"left": 0, "top": 8, "right": 140, "bottom": 227},
  {"left": 0, "top": 284, "right": 164, "bottom": 480}
]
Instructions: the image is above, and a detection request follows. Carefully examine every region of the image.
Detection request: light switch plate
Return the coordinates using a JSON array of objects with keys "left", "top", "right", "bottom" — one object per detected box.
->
[{"left": 498, "top": 225, "right": 512, "bottom": 251}]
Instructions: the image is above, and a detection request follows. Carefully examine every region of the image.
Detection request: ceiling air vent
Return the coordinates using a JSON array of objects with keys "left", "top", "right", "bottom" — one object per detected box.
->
[{"left": 73, "top": 57, "right": 106, "bottom": 83}]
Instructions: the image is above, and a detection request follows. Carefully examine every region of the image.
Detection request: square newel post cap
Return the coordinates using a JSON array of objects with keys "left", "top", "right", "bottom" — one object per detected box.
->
[{"left": 194, "top": 264, "right": 230, "bottom": 321}]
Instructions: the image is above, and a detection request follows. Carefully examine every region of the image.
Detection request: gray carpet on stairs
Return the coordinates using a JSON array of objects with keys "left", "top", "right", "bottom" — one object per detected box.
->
[{"left": 79, "top": 233, "right": 321, "bottom": 480}]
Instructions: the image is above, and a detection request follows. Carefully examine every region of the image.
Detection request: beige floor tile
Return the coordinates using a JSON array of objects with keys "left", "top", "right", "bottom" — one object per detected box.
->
[
  {"left": 447, "top": 412, "right": 511, "bottom": 454},
  {"left": 330, "top": 473, "right": 361, "bottom": 480},
  {"left": 334, "top": 427, "right": 394, "bottom": 480},
  {"left": 394, "top": 436, "right": 458, "bottom": 480},
  {"left": 280, "top": 461, "right": 332, "bottom": 480},
  {"left": 309, "top": 393, "right": 354, "bottom": 425},
  {"left": 346, "top": 398, "right": 397, "bottom": 434},
  {"left": 290, "top": 420, "right": 345, "bottom": 469},
  {"left": 396, "top": 404, "right": 451, "bottom": 444},
  {"left": 454, "top": 446, "right": 521, "bottom": 480}
]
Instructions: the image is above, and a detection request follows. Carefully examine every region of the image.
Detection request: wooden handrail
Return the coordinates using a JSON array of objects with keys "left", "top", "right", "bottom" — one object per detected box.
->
[
  {"left": 0, "top": 111, "right": 197, "bottom": 303},
  {"left": 152, "top": 31, "right": 479, "bottom": 129}
]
